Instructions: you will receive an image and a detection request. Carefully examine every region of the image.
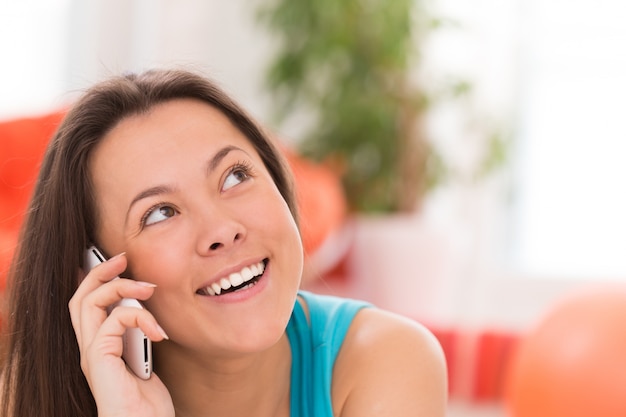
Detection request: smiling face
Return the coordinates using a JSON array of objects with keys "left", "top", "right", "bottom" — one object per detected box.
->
[{"left": 89, "top": 98, "right": 303, "bottom": 357}]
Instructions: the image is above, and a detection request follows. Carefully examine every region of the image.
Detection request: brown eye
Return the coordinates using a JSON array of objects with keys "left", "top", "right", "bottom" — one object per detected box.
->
[
  {"left": 143, "top": 204, "right": 177, "bottom": 226},
  {"left": 222, "top": 163, "right": 252, "bottom": 191}
]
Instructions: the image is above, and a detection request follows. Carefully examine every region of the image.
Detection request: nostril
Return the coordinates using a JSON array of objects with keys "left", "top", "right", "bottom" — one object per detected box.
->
[{"left": 207, "top": 232, "right": 242, "bottom": 252}]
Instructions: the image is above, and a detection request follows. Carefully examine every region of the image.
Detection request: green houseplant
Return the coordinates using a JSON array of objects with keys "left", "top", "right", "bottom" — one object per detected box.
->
[
  {"left": 255, "top": 0, "right": 510, "bottom": 316},
  {"left": 256, "top": 0, "right": 452, "bottom": 213},
  {"left": 257, "top": 0, "right": 507, "bottom": 214}
]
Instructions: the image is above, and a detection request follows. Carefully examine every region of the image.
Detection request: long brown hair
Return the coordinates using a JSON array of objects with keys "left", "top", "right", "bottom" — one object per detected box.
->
[{"left": 0, "top": 68, "right": 298, "bottom": 417}]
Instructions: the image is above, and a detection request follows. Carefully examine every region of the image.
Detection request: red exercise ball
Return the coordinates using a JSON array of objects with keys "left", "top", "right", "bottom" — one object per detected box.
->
[{"left": 504, "top": 284, "right": 626, "bottom": 417}]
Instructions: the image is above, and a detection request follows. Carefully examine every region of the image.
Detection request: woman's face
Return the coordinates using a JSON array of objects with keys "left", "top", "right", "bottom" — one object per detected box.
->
[{"left": 89, "top": 98, "right": 303, "bottom": 356}]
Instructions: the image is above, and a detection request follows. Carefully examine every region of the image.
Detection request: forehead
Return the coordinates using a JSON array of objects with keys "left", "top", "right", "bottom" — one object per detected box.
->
[
  {"left": 112, "top": 98, "right": 249, "bottom": 145},
  {"left": 88, "top": 99, "right": 265, "bottom": 203},
  {"left": 95, "top": 98, "right": 258, "bottom": 163}
]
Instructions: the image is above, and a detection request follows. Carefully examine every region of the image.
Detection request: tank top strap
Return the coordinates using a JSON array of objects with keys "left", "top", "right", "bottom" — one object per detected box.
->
[{"left": 286, "top": 291, "right": 372, "bottom": 416}]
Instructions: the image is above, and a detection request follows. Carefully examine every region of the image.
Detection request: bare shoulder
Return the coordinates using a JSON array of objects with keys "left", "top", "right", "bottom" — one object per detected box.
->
[{"left": 332, "top": 307, "right": 448, "bottom": 417}]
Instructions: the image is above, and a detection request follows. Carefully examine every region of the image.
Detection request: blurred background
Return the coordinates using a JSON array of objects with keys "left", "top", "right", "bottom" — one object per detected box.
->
[{"left": 2, "top": 1, "right": 626, "bottom": 416}]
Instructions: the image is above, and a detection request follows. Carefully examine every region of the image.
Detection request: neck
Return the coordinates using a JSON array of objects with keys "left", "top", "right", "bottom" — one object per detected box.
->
[{"left": 155, "top": 333, "right": 292, "bottom": 417}]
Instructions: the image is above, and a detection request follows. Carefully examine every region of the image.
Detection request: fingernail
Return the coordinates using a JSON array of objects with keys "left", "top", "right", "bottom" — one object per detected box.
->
[
  {"left": 156, "top": 324, "right": 169, "bottom": 340},
  {"left": 108, "top": 252, "right": 126, "bottom": 261},
  {"left": 134, "top": 281, "right": 157, "bottom": 288}
]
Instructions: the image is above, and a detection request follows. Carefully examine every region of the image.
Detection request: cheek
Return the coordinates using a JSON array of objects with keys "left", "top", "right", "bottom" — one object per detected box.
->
[
  {"left": 132, "top": 248, "right": 191, "bottom": 325},
  {"left": 261, "top": 197, "right": 304, "bottom": 274},
  {"left": 128, "top": 238, "right": 188, "bottom": 283},
  {"left": 125, "top": 231, "right": 192, "bottom": 316},
  {"left": 253, "top": 189, "right": 301, "bottom": 240}
]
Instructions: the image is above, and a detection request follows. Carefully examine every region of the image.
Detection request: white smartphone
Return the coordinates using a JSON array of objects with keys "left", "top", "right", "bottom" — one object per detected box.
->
[{"left": 83, "top": 245, "right": 153, "bottom": 380}]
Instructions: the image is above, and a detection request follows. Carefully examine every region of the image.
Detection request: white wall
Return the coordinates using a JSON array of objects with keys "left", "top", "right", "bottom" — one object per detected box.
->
[
  {"left": 0, "top": 0, "right": 72, "bottom": 119},
  {"left": 65, "top": 0, "right": 277, "bottom": 131}
]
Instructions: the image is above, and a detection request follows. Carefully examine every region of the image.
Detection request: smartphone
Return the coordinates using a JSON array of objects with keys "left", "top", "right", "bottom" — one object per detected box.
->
[{"left": 83, "top": 245, "right": 153, "bottom": 380}]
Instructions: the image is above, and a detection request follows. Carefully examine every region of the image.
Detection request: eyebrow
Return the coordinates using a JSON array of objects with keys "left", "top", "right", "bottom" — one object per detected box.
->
[
  {"left": 127, "top": 145, "right": 244, "bottom": 212},
  {"left": 128, "top": 185, "right": 175, "bottom": 211},
  {"left": 206, "top": 145, "right": 242, "bottom": 174}
]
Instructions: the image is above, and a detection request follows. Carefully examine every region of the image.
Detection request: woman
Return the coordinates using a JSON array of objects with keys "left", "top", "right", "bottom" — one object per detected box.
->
[{"left": 0, "top": 69, "right": 446, "bottom": 416}]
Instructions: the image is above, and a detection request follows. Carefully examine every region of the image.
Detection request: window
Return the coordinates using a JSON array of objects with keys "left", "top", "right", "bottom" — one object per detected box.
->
[
  {"left": 0, "top": 0, "right": 70, "bottom": 119},
  {"left": 510, "top": 0, "right": 626, "bottom": 279}
]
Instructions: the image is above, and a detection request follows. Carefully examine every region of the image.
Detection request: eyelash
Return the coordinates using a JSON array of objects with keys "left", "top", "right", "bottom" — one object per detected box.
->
[
  {"left": 224, "top": 160, "right": 255, "bottom": 187},
  {"left": 138, "top": 160, "right": 256, "bottom": 229},
  {"left": 140, "top": 202, "right": 175, "bottom": 229}
]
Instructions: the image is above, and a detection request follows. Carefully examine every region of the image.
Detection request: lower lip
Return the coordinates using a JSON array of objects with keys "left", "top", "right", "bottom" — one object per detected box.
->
[{"left": 201, "top": 262, "right": 270, "bottom": 304}]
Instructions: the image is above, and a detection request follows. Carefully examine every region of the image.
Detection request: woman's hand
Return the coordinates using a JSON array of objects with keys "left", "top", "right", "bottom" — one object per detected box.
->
[{"left": 68, "top": 253, "right": 174, "bottom": 417}]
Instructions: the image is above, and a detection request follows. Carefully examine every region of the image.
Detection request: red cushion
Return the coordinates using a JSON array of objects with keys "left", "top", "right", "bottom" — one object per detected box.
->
[{"left": 0, "top": 110, "right": 64, "bottom": 290}]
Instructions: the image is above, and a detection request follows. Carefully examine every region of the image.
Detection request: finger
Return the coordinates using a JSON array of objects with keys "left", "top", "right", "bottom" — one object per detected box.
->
[
  {"left": 103, "top": 305, "right": 169, "bottom": 342},
  {"left": 69, "top": 263, "right": 131, "bottom": 330},
  {"left": 83, "top": 278, "right": 157, "bottom": 311},
  {"left": 77, "top": 280, "right": 157, "bottom": 350},
  {"left": 81, "top": 306, "right": 167, "bottom": 378},
  {"left": 69, "top": 252, "right": 128, "bottom": 331},
  {"left": 72, "top": 252, "right": 128, "bottom": 303}
]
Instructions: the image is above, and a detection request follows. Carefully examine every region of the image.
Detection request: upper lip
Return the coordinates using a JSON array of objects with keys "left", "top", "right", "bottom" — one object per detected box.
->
[{"left": 196, "top": 257, "right": 267, "bottom": 293}]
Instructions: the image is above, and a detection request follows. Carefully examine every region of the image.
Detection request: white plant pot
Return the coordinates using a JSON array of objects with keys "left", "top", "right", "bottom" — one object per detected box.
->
[{"left": 344, "top": 213, "right": 458, "bottom": 322}]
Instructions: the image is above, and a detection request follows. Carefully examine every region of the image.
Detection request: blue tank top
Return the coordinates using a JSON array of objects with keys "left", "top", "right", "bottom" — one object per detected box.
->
[{"left": 286, "top": 291, "right": 372, "bottom": 416}]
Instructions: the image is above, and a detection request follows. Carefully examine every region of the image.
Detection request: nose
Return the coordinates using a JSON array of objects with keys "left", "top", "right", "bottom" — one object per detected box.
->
[
  {"left": 195, "top": 210, "right": 246, "bottom": 255},
  {"left": 207, "top": 232, "right": 243, "bottom": 251}
]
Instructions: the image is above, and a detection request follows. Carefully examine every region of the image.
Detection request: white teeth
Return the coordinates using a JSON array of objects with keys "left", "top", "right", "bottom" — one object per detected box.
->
[
  {"left": 241, "top": 267, "right": 253, "bottom": 281},
  {"left": 200, "top": 260, "right": 266, "bottom": 296},
  {"left": 219, "top": 278, "right": 232, "bottom": 290},
  {"left": 229, "top": 272, "right": 244, "bottom": 287}
]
